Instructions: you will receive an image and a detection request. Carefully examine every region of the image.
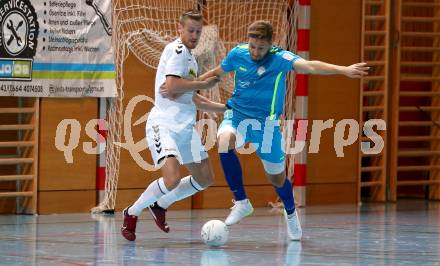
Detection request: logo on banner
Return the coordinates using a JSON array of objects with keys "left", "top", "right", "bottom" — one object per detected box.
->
[{"left": 0, "top": 0, "right": 39, "bottom": 81}]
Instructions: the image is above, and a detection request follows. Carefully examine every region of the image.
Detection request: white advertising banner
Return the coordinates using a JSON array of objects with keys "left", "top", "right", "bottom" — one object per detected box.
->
[{"left": 0, "top": 0, "right": 117, "bottom": 97}]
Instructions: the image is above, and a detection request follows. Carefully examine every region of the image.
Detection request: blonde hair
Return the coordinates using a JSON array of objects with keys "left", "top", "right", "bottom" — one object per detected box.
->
[
  {"left": 247, "top": 20, "right": 273, "bottom": 42},
  {"left": 179, "top": 9, "right": 203, "bottom": 25}
]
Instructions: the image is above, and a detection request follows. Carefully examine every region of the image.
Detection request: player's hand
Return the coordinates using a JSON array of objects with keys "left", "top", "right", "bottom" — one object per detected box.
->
[
  {"left": 160, "top": 83, "right": 183, "bottom": 100},
  {"left": 202, "top": 76, "right": 221, "bottom": 89},
  {"left": 203, "top": 111, "right": 218, "bottom": 119},
  {"left": 344, "top": 62, "right": 369, "bottom": 78}
]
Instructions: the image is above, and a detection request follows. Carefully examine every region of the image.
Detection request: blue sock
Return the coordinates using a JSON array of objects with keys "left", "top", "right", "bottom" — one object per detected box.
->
[
  {"left": 219, "top": 149, "right": 247, "bottom": 201},
  {"left": 275, "top": 178, "right": 295, "bottom": 215}
]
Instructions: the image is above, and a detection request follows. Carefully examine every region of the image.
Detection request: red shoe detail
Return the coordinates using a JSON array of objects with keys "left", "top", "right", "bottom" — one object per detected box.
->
[
  {"left": 148, "top": 202, "right": 170, "bottom": 233},
  {"left": 121, "top": 207, "right": 138, "bottom": 241}
]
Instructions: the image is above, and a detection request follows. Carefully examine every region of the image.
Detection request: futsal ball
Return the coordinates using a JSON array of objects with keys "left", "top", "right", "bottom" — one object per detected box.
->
[{"left": 201, "top": 220, "right": 229, "bottom": 247}]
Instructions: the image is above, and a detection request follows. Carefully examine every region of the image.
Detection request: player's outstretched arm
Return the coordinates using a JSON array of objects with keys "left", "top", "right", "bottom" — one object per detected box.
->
[
  {"left": 193, "top": 93, "right": 227, "bottom": 113},
  {"left": 198, "top": 66, "right": 225, "bottom": 81},
  {"left": 293, "top": 59, "right": 369, "bottom": 78}
]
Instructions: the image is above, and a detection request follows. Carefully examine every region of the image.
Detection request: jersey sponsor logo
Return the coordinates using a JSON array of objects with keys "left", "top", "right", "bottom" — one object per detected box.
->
[
  {"left": 237, "top": 80, "right": 250, "bottom": 88},
  {"left": 282, "top": 53, "right": 295, "bottom": 61},
  {"left": 189, "top": 68, "right": 197, "bottom": 78},
  {"left": 257, "top": 66, "right": 266, "bottom": 76},
  {"left": 238, "top": 66, "right": 247, "bottom": 72}
]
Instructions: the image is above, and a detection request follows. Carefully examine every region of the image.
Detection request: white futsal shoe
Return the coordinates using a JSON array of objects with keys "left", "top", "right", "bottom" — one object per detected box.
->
[
  {"left": 284, "top": 209, "right": 302, "bottom": 241},
  {"left": 225, "top": 199, "right": 254, "bottom": 226}
]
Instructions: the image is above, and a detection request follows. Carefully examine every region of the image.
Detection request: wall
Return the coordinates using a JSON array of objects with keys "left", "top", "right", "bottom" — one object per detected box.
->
[
  {"left": 307, "top": 0, "right": 362, "bottom": 204},
  {"left": 38, "top": 98, "right": 97, "bottom": 213}
]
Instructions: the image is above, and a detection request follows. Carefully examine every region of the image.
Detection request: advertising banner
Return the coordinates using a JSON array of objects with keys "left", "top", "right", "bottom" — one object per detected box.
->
[{"left": 0, "top": 0, "right": 117, "bottom": 97}]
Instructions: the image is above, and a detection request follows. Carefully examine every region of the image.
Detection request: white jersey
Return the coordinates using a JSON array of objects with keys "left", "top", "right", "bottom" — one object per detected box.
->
[{"left": 149, "top": 38, "right": 198, "bottom": 127}]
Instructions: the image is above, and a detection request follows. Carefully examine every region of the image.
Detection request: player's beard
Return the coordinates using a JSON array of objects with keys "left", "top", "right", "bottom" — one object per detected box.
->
[
  {"left": 187, "top": 39, "right": 198, "bottom": 49},
  {"left": 251, "top": 55, "right": 263, "bottom": 61}
]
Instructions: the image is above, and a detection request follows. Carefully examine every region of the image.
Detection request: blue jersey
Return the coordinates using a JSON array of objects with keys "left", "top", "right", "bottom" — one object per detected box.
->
[{"left": 221, "top": 44, "right": 301, "bottom": 121}]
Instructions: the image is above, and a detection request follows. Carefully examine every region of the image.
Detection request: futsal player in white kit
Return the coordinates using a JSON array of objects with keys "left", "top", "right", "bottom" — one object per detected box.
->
[{"left": 121, "top": 10, "right": 225, "bottom": 241}]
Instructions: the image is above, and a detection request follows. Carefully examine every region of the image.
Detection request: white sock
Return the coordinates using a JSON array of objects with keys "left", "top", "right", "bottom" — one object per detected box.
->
[
  {"left": 128, "top": 177, "right": 170, "bottom": 216},
  {"left": 157, "top": 175, "right": 204, "bottom": 209}
]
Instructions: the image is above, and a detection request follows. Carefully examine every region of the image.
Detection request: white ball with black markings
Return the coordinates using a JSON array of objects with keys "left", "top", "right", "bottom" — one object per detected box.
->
[{"left": 201, "top": 220, "right": 229, "bottom": 247}]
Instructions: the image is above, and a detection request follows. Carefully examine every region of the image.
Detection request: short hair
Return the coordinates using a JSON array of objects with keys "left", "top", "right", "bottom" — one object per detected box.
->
[
  {"left": 179, "top": 9, "right": 203, "bottom": 25},
  {"left": 247, "top": 20, "right": 273, "bottom": 42}
]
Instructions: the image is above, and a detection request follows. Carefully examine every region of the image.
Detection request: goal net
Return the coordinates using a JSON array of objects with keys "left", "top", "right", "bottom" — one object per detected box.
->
[{"left": 92, "top": 0, "right": 299, "bottom": 213}]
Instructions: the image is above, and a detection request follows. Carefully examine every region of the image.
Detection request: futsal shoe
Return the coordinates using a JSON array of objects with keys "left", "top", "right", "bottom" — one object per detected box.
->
[
  {"left": 148, "top": 202, "right": 170, "bottom": 233},
  {"left": 284, "top": 209, "right": 302, "bottom": 241},
  {"left": 225, "top": 199, "right": 254, "bottom": 226},
  {"left": 121, "top": 206, "right": 138, "bottom": 241}
]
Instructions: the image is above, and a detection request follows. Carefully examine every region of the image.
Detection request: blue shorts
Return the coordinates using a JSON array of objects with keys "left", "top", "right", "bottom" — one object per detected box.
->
[{"left": 217, "top": 110, "right": 285, "bottom": 166}]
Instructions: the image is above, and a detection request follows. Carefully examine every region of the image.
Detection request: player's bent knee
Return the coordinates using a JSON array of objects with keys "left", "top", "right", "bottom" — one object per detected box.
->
[
  {"left": 196, "top": 167, "right": 214, "bottom": 188},
  {"left": 163, "top": 175, "right": 181, "bottom": 190},
  {"left": 267, "top": 173, "right": 286, "bottom": 187},
  {"left": 269, "top": 175, "right": 285, "bottom": 187},
  {"left": 262, "top": 160, "right": 285, "bottom": 175},
  {"left": 262, "top": 160, "right": 286, "bottom": 187},
  {"left": 161, "top": 159, "right": 182, "bottom": 190},
  {"left": 193, "top": 173, "right": 214, "bottom": 189},
  {"left": 217, "top": 132, "right": 236, "bottom": 152},
  {"left": 186, "top": 159, "right": 214, "bottom": 189}
]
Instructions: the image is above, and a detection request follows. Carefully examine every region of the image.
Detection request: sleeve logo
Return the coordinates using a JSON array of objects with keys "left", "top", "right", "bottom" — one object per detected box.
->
[{"left": 282, "top": 53, "right": 295, "bottom": 61}]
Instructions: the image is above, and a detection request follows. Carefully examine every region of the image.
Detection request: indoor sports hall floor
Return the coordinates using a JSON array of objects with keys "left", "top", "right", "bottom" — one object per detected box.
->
[{"left": 0, "top": 199, "right": 439, "bottom": 265}]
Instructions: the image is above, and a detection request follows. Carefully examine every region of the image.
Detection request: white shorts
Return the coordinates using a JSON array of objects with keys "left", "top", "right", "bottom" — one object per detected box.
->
[{"left": 146, "top": 120, "right": 208, "bottom": 167}]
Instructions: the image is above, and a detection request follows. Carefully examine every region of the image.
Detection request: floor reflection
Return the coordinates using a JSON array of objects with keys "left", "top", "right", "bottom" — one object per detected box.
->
[{"left": 0, "top": 199, "right": 438, "bottom": 265}]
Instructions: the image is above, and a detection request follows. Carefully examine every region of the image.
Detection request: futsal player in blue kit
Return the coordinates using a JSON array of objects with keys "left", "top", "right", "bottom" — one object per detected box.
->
[{"left": 161, "top": 20, "right": 369, "bottom": 241}]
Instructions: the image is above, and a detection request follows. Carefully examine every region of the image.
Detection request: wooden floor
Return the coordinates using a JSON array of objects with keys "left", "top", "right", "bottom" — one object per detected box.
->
[{"left": 0, "top": 199, "right": 439, "bottom": 265}]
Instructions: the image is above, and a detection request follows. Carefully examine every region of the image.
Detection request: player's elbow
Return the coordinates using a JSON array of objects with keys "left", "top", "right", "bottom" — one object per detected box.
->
[
  {"left": 214, "top": 66, "right": 224, "bottom": 76},
  {"left": 165, "top": 77, "right": 181, "bottom": 93}
]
